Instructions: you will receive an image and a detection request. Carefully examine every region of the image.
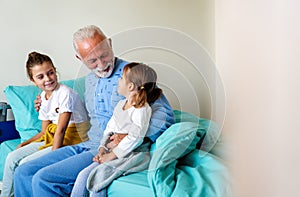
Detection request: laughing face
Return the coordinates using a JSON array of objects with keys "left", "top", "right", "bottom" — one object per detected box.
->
[
  {"left": 31, "top": 62, "right": 58, "bottom": 97},
  {"left": 76, "top": 34, "right": 115, "bottom": 78}
]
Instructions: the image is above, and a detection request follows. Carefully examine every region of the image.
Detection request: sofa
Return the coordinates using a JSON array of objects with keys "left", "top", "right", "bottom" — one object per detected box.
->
[{"left": 1, "top": 77, "right": 231, "bottom": 196}]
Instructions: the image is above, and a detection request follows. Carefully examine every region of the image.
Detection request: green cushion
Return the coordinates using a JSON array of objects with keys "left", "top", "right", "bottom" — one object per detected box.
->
[{"left": 3, "top": 77, "right": 85, "bottom": 142}]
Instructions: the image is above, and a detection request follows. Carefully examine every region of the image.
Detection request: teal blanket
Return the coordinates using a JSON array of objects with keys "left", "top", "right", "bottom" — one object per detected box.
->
[{"left": 148, "top": 115, "right": 231, "bottom": 197}]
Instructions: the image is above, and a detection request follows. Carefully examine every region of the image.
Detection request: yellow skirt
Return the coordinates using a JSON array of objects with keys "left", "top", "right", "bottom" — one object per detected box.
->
[{"left": 35, "top": 121, "right": 90, "bottom": 150}]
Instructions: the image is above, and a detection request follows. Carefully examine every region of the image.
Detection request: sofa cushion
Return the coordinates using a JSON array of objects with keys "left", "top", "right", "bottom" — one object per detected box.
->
[
  {"left": 4, "top": 84, "right": 41, "bottom": 142},
  {"left": 107, "top": 171, "right": 153, "bottom": 197},
  {"left": 0, "top": 138, "right": 21, "bottom": 180},
  {"left": 3, "top": 77, "right": 85, "bottom": 142}
]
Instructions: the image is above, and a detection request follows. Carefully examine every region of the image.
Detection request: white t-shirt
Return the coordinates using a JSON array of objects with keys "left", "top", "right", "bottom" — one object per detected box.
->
[
  {"left": 100, "top": 99, "right": 152, "bottom": 158},
  {"left": 39, "top": 84, "right": 88, "bottom": 125}
]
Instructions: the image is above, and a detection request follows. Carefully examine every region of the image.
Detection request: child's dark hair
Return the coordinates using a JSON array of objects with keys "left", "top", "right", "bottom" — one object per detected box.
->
[
  {"left": 123, "top": 62, "right": 162, "bottom": 108},
  {"left": 26, "top": 51, "right": 55, "bottom": 81}
]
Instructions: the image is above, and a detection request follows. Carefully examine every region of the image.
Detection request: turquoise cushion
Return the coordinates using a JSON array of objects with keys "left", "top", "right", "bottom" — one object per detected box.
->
[
  {"left": 108, "top": 171, "right": 153, "bottom": 197},
  {"left": 0, "top": 139, "right": 21, "bottom": 180},
  {"left": 4, "top": 85, "right": 41, "bottom": 142},
  {"left": 3, "top": 77, "right": 85, "bottom": 142}
]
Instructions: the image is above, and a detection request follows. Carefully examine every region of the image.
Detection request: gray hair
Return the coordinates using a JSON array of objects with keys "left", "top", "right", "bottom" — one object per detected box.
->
[{"left": 72, "top": 25, "right": 107, "bottom": 54}]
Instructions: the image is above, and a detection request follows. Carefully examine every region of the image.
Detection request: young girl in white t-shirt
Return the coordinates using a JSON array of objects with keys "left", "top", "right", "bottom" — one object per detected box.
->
[{"left": 1, "top": 51, "right": 90, "bottom": 197}]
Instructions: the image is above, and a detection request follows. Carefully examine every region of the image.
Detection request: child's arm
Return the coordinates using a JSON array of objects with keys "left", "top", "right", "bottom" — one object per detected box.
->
[
  {"left": 93, "top": 147, "right": 108, "bottom": 163},
  {"left": 106, "top": 133, "right": 128, "bottom": 149},
  {"left": 96, "top": 134, "right": 126, "bottom": 163},
  {"left": 103, "top": 105, "right": 151, "bottom": 162},
  {"left": 52, "top": 112, "right": 71, "bottom": 150},
  {"left": 17, "top": 120, "right": 50, "bottom": 149}
]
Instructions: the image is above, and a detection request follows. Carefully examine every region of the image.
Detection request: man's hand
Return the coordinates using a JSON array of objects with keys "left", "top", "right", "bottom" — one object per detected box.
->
[{"left": 34, "top": 95, "right": 42, "bottom": 112}]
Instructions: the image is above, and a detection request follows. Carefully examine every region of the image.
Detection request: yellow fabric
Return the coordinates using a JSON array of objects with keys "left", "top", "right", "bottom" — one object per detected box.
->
[{"left": 35, "top": 121, "right": 90, "bottom": 150}]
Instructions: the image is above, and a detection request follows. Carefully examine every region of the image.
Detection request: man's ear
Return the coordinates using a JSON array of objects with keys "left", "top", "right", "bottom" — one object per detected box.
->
[
  {"left": 108, "top": 38, "right": 112, "bottom": 48},
  {"left": 75, "top": 54, "right": 82, "bottom": 61}
]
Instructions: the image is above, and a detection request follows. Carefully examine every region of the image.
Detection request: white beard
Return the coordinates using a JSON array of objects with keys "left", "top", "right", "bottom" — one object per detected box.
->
[{"left": 92, "top": 62, "right": 114, "bottom": 78}]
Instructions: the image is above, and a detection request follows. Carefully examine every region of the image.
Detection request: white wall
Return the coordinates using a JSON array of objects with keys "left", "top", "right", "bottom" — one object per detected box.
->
[
  {"left": 216, "top": 0, "right": 300, "bottom": 196},
  {"left": 4, "top": 1, "right": 300, "bottom": 196},
  {"left": 0, "top": 0, "right": 215, "bottom": 119}
]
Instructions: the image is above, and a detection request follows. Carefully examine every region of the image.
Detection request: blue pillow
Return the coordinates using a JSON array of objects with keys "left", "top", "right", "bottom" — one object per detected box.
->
[{"left": 3, "top": 77, "right": 85, "bottom": 142}]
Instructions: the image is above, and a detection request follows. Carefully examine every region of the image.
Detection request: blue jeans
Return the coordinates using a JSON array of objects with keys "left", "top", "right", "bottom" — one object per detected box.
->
[
  {"left": 71, "top": 162, "right": 98, "bottom": 197},
  {"left": 14, "top": 145, "right": 96, "bottom": 197},
  {"left": 71, "top": 162, "right": 107, "bottom": 197}
]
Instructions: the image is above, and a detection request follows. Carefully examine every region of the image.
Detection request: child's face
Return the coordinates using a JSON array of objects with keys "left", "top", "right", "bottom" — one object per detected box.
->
[
  {"left": 118, "top": 72, "right": 131, "bottom": 97},
  {"left": 31, "top": 62, "right": 58, "bottom": 93}
]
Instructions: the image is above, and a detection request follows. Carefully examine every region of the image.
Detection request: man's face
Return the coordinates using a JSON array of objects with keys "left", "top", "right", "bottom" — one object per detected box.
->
[{"left": 77, "top": 35, "right": 115, "bottom": 78}]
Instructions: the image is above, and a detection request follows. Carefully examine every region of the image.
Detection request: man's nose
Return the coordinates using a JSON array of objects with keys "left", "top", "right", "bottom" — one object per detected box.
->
[{"left": 95, "top": 58, "right": 105, "bottom": 68}]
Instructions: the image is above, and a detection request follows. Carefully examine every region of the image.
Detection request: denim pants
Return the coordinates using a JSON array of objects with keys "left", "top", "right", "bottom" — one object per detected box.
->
[
  {"left": 1, "top": 142, "right": 51, "bottom": 197},
  {"left": 71, "top": 162, "right": 106, "bottom": 197},
  {"left": 13, "top": 145, "right": 95, "bottom": 197}
]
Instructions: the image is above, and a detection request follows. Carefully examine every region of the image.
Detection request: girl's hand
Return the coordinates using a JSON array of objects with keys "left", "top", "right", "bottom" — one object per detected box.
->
[
  {"left": 16, "top": 142, "right": 28, "bottom": 149},
  {"left": 93, "top": 147, "right": 107, "bottom": 163},
  {"left": 98, "top": 152, "right": 117, "bottom": 164},
  {"left": 16, "top": 144, "right": 23, "bottom": 149},
  {"left": 107, "top": 133, "right": 127, "bottom": 149}
]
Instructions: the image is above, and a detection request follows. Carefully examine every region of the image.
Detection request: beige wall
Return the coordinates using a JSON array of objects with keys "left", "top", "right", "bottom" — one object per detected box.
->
[
  {"left": 216, "top": 0, "right": 300, "bottom": 196},
  {"left": 0, "top": 0, "right": 215, "bottom": 119}
]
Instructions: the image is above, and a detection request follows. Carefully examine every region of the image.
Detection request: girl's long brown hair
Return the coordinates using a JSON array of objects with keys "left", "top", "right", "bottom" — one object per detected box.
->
[{"left": 123, "top": 62, "right": 162, "bottom": 108}]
